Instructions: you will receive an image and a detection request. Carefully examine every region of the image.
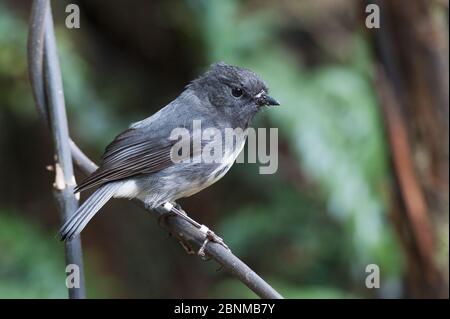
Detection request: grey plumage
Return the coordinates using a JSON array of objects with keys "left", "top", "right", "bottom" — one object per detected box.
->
[{"left": 59, "top": 62, "right": 279, "bottom": 241}]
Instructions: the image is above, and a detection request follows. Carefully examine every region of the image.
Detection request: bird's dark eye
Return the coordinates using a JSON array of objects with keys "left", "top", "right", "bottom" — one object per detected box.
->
[{"left": 231, "top": 87, "right": 243, "bottom": 98}]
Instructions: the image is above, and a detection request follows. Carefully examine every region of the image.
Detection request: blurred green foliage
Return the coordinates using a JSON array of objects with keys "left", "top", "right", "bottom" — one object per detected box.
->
[
  {"left": 0, "top": 4, "right": 35, "bottom": 122},
  {"left": 0, "top": 210, "right": 117, "bottom": 298},
  {"left": 0, "top": 211, "right": 67, "bottom": 298}
]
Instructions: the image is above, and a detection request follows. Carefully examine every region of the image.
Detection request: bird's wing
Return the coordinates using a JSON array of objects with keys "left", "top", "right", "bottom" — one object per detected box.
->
[{"left": 74, "top": 127, "right": 194, "bottom": 193}]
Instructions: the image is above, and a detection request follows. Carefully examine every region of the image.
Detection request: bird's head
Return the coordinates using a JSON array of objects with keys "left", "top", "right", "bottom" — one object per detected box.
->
[{"left": 188, "top": 62, "right": 280, "bottom": 128}]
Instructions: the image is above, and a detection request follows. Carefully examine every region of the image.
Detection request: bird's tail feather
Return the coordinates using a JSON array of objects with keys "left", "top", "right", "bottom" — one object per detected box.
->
[{"left": 59, "top": 182, "right": 121, "bottom": 241}]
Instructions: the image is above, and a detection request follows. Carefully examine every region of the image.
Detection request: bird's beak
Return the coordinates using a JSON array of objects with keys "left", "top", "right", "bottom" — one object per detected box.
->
[
  {"left": 255, "top": 91, "right": 280, "bottom": 107},
  {"left": 264, "top": 94, "right": 280, "bottom": 106}
]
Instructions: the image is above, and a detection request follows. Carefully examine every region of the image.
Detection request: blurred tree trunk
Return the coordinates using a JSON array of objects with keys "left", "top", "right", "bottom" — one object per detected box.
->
[{"left": 368, "top": 0, "right": 449, "bottom": 298}]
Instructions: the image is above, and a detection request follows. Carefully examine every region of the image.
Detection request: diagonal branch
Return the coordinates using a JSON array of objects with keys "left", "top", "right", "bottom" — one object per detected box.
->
[{"left": 28, "top": 0, "right": 282, "bottom": 299}]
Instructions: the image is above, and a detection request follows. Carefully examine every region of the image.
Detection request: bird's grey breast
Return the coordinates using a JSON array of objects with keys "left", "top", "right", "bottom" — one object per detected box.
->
[
  {"left": 178, "top": 128, "right": 247, "bottom": 197},
  {"left": 135, "top": 128, "right": 247, "bottom": 206}
]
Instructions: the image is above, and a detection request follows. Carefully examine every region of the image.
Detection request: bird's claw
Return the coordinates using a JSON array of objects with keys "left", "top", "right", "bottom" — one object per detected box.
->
[
  {"left": 157, "top": 202, "right": 230, "bottom": 258},
  {"left": 197, "top": 225, "right": 230, "bottom": 259}
]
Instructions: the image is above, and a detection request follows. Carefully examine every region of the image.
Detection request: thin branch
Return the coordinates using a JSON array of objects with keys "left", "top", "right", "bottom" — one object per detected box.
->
[
  {"left": 28, "top": 0, "right": 283, "bottom": 299},
  {"left": 28, "top": 0, "right": 86, "bottom": 298}
]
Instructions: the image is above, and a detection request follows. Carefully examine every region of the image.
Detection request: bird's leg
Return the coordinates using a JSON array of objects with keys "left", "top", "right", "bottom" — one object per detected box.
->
[
  {"left": 172, "top": 202, "right": 187, "bottom": 215},
  {"left": 159, "top": 202, "right": 202, "bottom": 228},
  {"left": 157, "top": 201, "right": 192, "bottom": 226},
  {"left": 159, "top": 202, "right": 230, "bottom": 257}
]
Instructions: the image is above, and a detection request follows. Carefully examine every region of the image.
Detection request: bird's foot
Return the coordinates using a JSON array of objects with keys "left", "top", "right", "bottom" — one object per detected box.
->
[
  {"left": 197, "top": 225, "right": 230, "bottom": 259},
  {"left": 158, "top": 202, "right": 230, "bottom": 258}
]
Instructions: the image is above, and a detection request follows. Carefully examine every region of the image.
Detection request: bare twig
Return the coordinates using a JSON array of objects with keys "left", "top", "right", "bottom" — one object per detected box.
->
[
  {"left": 28, "top": 0, "right": 283, "bottom": 299},
  {"left": 28, "top": 0, "right": 86, "bottom": 298}
]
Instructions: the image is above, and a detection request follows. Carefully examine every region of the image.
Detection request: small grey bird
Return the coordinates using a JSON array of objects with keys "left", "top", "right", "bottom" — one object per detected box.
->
[{"left": 59, "top": 62, "right": 280, "bottom": 241}]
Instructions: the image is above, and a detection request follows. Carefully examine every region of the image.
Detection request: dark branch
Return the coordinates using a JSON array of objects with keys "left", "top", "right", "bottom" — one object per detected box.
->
[
  {"left": 28, "top": 0, "right": 282, "bottom": 299},
  {"left": 28, "top": 0, "right": 86, "bottom": 299}
]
